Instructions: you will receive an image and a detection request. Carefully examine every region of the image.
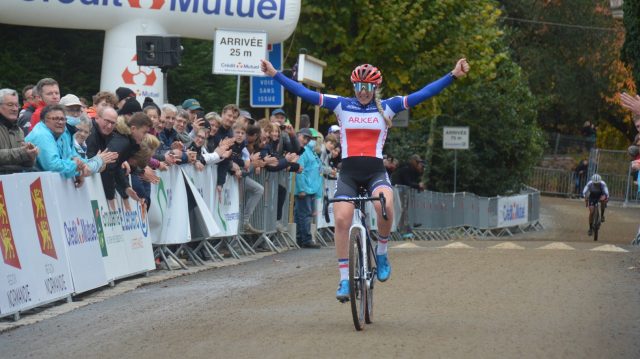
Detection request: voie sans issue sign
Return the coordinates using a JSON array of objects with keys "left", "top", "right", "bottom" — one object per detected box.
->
[{"left": 213, "top": 29, "right": 267, "bottom": 76}]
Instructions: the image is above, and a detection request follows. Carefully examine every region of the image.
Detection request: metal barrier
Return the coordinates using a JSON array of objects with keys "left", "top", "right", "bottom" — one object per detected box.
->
[
  {"left": 529, "top": 167, "right": 575, "bottom": 196},
  {"left": 394, "top": 185, "right": 543, "bottom": 239}
]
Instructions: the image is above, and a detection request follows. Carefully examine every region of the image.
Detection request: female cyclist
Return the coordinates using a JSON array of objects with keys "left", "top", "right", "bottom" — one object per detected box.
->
[{"left": 260, "top": 57, "right": 470, "bottom": 301}]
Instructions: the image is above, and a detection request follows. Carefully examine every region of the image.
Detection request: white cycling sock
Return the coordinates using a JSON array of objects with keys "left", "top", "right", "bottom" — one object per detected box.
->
[
  {"left": 338, "top": 258, "right": 349, "bottom": 281},
  {"left": 376, "top": 235, "right": 389, "bottom": 255}
]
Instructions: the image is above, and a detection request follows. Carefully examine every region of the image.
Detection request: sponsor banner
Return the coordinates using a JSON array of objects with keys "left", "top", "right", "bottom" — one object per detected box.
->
[
  {"left": 391, "top": 187, "right": 402, "bottom": 233},
  {"left": 85, "top": 175, "right": 154, "bottom": 281},
  {"left": 0, "top": 176, "right": 36, "bottom": 316},
  {"left": 180, "top": 165, "right": 220, "bottom": 239},
  {"left": 0, "top": 173, "right": 73, "bottom": 316},
  {"left": 497, "top": 195, "right": 529, "bottom": 228},
  {"left": 85, "top": 176, "right": 129, "bottom": 280},
  {"left": 212, "top": 174, "right": 240, "bottom": 237},
  {"left": 149, "top": 166, "right": 191, "bottom": 244},
  {"left": 48, "top": 175, "right": 108, "bottom": 293},
  {"left": 317, "top": 179, "right": 336, "bottom": 229},
  {"left": 120, "top": 194, "right": 154, "bottom": 277}
]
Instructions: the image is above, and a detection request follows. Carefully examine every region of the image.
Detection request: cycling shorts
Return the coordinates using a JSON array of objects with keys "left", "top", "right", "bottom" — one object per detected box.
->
[
  {"left": 333, "top": 157, "right": 392, "bottom": 198},
  {"left": 586, "top": 192, "right": 607, "bottom": 207}
]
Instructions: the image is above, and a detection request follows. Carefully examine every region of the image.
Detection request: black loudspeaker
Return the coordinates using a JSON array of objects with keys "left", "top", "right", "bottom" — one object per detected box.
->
[{"left": 136, "top": 35, "right": 182, "bottom": 68}]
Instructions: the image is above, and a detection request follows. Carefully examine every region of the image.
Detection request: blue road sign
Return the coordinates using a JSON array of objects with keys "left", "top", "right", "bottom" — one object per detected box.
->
[{"left": 250, "top": 43, "right": 284, "bottom": 108}]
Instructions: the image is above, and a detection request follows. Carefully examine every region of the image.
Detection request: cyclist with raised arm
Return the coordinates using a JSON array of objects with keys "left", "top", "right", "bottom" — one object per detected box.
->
[
  {"left": 583, "top": 174, "right": 609, "bottom": 236},
  {"left": 260, "top": 57, "right": 470, "bottom": 301}
]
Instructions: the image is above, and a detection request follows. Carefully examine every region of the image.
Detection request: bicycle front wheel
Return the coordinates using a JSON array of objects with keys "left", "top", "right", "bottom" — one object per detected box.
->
[
  {"left": 349, "top": 230, "right": 366, "bottom": 331},
  {"left": 593, "top": 206, "right": 600, "bottom": 242}
]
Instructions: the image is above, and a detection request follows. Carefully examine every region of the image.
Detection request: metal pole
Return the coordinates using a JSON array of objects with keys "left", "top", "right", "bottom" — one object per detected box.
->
[
  {"left": 235, "top": 75, "right": 241, "bottom": 106},
  {"left": 454, "top": 149, "right": 457, "bottom": 193},
  {"left": 162, "top": 67, "right": 169, "bottom": 104}
]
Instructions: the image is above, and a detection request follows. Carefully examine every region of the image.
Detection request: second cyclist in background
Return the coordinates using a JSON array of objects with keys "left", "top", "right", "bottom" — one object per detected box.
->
[{"left": 583, "top": 174, "right": 609, "bottom": 236}]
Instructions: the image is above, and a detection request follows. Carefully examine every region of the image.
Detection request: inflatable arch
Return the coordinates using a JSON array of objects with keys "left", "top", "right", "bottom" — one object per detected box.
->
[{"left": 0, "top": 0, "right": 301, "bottom": 103}]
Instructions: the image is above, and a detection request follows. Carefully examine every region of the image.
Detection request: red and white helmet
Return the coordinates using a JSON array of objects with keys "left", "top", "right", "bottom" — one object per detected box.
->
[{"left": 350, "top": 64, "right": 382, "bottom": 86}]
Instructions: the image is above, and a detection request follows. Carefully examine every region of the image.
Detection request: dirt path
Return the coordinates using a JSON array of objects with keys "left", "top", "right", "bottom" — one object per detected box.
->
[{"left": 1, "top": 196, "right": 639, "bottom": 358}]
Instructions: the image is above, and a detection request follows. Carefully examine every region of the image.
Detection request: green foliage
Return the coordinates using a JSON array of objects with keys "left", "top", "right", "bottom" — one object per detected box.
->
[
  {"left": 0, "top": 24, "right": 103, "bottom": 99},
  {"left": 165, "top": 39, "right": 239, "bottom": 113},
  {"left": 622, "top": 0, "right": 640, "bottom": 90},
  {"left": 293, "top": 0, "right": 543, "bottom": 196},
  {"left": 499, "top": 1, "right": 624, "bottom": 134}
]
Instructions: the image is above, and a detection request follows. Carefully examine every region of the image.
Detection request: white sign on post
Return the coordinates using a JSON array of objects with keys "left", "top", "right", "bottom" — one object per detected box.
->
[
  {"left": 443, "top": 126, "right": 470, "bottom": 150},
  {"left": 213, "top": 29, "right": 267, "bottom": 76}
]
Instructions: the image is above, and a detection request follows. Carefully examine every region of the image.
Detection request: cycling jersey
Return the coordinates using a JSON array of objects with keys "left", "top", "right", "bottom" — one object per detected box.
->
[
  {"left": 273, "top": 72, "right": 455, "bottom": 159},
  {"left": 583, "top": 180, "right": 609, "bottom": 206}
]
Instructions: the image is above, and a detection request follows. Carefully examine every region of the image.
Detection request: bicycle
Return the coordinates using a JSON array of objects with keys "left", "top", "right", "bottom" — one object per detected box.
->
[
  {"left": 324, "top": 188, "right": 388, "bottom": 331},
  {"left": 590, "top": 201, "right": 601, "bottom": 242}
]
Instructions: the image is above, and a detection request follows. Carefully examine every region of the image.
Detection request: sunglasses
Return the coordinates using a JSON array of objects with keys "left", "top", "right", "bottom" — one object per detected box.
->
[{"left": 353, "top": 82, "right": 376, "bottom": 92}]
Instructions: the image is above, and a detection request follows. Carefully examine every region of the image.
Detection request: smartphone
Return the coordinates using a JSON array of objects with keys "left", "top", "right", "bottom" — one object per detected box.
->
[{"left": 194, "top": 109, "right": 205, "bottom": 119}]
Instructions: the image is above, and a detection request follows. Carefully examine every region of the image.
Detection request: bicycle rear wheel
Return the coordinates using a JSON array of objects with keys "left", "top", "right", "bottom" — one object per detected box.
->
[{"left": 349, "top": 230, "right": 366, "bottom": 331}]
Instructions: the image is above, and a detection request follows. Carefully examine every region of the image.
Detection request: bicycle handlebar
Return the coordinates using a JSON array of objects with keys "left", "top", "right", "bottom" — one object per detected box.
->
[{"left": 323, "top": 193, "right": 388, "bottom": 223}]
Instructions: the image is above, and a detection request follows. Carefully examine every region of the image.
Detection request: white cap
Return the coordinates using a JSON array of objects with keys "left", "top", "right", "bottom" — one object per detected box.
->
[
  {"left": 59, "top": 94, "right": 82, "bottom": 107},
  {"left": 329, "top": 125, "right": 340, "bottom": 133}
]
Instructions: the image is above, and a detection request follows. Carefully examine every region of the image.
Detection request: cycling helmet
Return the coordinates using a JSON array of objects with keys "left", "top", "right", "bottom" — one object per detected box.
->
[
  {"left": 350, "top": 64, "right": 383, "bottom": 86},
  {"left": 591, "top": 174, "right": 602, "bottom": 183}
]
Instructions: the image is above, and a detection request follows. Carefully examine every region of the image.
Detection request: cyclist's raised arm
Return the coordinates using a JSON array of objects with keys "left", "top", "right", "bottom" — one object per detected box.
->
[
  {"left": 260, "top": 59, "right": 339, "bottom": 110},
  {"left": 404, "top": 58, "right": 470, "bottom": 109}
]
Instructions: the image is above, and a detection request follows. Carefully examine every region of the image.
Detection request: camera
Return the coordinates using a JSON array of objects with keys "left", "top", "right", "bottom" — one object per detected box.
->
[
  {"left": 280, "top": 124, "right": 286, "bottom": 130},
  {"left": 194, "top": 109, "right": 205, "bottom": 119}
]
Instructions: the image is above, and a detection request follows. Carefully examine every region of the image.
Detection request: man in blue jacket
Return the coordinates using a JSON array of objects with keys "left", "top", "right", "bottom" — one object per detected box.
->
[
  {"left": 25, "top": 104, "right": 90, "bottom": 187},
  {"left": 294, "top": 128, "right": 322, "bottom": 249}
]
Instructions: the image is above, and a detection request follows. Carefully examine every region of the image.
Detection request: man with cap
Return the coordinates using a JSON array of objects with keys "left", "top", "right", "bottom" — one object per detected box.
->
[
  {"left": 328, "top": 124, "right": 340, "bottom": 138},
  {"left": 270, "top": 108, "right": 300, "bottom": 153},
  {"left": 238, "top": 109, "right": 255, "bottom": 126},
  {"left": 115, "top": 87, "right": 136, "bottom": 110},
  {"left": 294, "top": 127, "right": 322, "bottom": 249},
  {"left": 118, "top": 97, "right": 142, "bottom": 120},
  {"left": 182, "top": 98, "right": 203, "bottom": 128},
  {"left": 59, "top": 94, "right": 84, "bottom": 119}
]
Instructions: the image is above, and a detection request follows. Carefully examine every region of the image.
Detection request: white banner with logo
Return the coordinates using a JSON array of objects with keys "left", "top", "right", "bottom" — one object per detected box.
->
[
  {"left": 212, "top": 174, "right": 240, "bottom": 237},
  {"left": 0, "top": 175, "right": 42, "bottom": 316},
  {"left": 85, "top": 175, "right": 154, "bottom": 281},
  {"left": 317, "top": 179, "right": 336, "bottom": 229},
  {"left": 497, "top": 195, "right": 529, "bottom": 228},
  {"left": 0, "top": 173, "right": 74, "bottom": 317},
  {"left": 180, "top": 165, "right": 221, "bottom": 239},
  {"left": 149, "top": 166, "right": 190, "bottom": 245},
  {"left": 49, "top": 175, "right": 108, "bottom": 293}
]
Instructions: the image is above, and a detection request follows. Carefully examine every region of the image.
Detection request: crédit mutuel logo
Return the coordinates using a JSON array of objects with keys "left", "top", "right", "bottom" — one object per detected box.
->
[{"left": 25, "top": 0, "right": 288, "bottom": 20}]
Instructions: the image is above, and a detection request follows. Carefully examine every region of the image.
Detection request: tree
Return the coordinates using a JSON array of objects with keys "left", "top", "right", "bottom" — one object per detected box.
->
[
  {"left": 499, "top": 0, "right": 632, "bottom": 141},
  {"left": 289, "top": 0, "right": 543, "bottom": 196},
  {"left": 622, "top": 0, "right": 640, "bottom": 90}
]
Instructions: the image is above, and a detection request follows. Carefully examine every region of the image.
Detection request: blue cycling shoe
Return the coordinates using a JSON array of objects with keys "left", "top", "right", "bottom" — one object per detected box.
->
[
  {"left": 376, "top": 253, "right": 391, "bottom": 282},
  {"left": 336, "top": 280, "right": 349, "bottom": 302}
]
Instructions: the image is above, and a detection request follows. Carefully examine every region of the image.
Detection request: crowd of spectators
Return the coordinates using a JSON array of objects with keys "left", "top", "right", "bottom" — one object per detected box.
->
[
  {"left": 0, "top": 78, "right": 434, "bottom": 246},
  {"left": 0, "top": 79, "right": 349, "bottom": 247}
]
